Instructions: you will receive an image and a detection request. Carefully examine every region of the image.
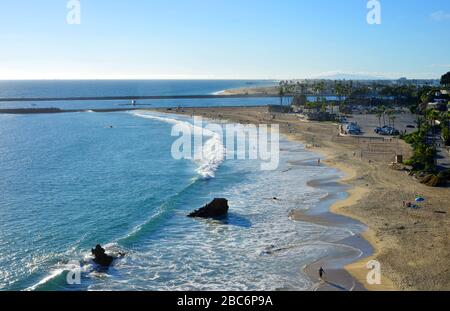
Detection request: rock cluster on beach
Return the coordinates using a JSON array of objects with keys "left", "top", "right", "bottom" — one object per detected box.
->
[
  {"left": 188, "top": 198, "right": 229, "bottom": 218},
  {"left": 91, "top": 244, "right": 114, "bottom": 267}
]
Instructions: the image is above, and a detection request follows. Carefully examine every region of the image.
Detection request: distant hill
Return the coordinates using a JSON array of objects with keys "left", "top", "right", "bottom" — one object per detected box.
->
[{"left": 314, "top": 73, "right": 388, "bottom": 80}]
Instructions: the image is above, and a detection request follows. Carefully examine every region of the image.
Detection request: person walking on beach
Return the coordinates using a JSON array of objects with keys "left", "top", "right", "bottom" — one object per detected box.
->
[
  {"left": 319, "top": 267, "right": 325, "bottom": 280},
  {"left": 318, "top": 158, "right": 321, "bottom": 166}
]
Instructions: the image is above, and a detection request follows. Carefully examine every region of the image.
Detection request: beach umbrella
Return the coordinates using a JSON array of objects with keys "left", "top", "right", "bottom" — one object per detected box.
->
[{"left": 415, "top": 197, "right": 425, "bottom": 203}]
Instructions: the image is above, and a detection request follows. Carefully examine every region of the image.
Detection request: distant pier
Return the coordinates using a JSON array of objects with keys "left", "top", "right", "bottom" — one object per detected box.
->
[
  {"left": 0, "top": 94, "right": 279, "bottom": 103},
  {"left": 0, "top": 108, "right": 143, "bottom": 114}
]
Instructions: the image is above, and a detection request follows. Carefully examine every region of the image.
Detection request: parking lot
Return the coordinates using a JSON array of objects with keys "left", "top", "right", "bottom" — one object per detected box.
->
[{"left": 347, "top": 112, "right": 418, "bottom": 137}]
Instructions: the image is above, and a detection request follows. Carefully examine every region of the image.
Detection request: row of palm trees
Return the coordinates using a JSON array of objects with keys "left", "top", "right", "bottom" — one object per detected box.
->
[
  {"left": 278, "top": 80, "right": 355, "bottom": 107},
  {"left": 375, "top": 106, "right": 397, "bottom": 129}
]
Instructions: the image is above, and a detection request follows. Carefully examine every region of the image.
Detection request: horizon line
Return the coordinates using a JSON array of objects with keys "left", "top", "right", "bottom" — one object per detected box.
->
[{"left": 0, "top": 77, "right": 441, "bottom": 82}]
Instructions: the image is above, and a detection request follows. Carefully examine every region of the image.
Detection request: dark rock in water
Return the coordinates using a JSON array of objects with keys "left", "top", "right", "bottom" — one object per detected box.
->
[
  {"left": 188, "top": 198, "right": 229, "bottom": 218},
  {"left": 91, "top": 244, "right": 114, "bottom": 267}
]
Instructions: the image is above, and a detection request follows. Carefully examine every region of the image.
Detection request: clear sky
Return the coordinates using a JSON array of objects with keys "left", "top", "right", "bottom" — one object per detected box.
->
[{"left": 0, "top": 0, "right": 449, "bottom": 80}]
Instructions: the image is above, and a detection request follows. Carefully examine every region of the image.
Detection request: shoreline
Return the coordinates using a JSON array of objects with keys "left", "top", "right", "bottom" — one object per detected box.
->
[
  {"left": 297, "top": 175, "right": 372, "bottom": 291},
  {"left": 319, "top": 158, "right": 396, "bottom": 290},
  {"left": 147, "top": 105, "right": 450, "bottom": 291},
  {"left": 292, "top": 140, "right": 396, "bottom": 290},
  {"left": 146, "top": 107, "right": 382, "bottom": 291}
]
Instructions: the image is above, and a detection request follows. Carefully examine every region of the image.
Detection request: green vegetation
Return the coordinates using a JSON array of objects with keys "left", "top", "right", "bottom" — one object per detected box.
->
[
  {"left": 402, "top": 109, "right": 449, "bottom": 168},
  {"left": 442, "top": 127, "right": 450, "bottom": 145},
  {"left": 440, "top": 111, "right": 450, "bottom": 145},
  {"left": 401, "top": 108, "right": 450, "bottom": 186},
  {"left": 402, "top": 129, "right": 449, "bottom": 186},
  {"left": 398, "top": 71, "right": 450, "bottom": 187},
  {"left": 402, "top": 127, "right": 436, "bottom": 172},
  {"left": 278, "top": 82, "right": 285, "bottom": 106},
  {"left": 441, "top": 71, "right": 450, "bottom": 88},
  {"left": 403, "top": 142, "right": 436, "bottom": 172}
]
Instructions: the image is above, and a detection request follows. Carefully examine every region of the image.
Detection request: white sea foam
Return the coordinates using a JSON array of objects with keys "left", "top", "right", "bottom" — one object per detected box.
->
[
  {"left": 25, "top": 115, "right": 365, "bottom": 292},
  {"left": 25, "top": 242, "right": 124, "bottom": 291},
  {"left": 195, "top": 126, "right": 225, "bottom": 179},
  {"left": 25, "top": 261, "right": 91, "bottom": 291},
  {"left": 25, "top": 268, "right": 66, "bottom": 291},
  {"left": 211, "top": 90, "right": 225, "bottom": 95},
  {"left": 86, "top": 156, "right": 363, "bottom": 291},
  {"left": 132, "top": 111, "right": 225, "bottom": 179}
]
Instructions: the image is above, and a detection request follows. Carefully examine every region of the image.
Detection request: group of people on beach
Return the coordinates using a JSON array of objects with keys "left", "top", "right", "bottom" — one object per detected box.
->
[{"left": 402, "top": 201, "right": 420, "bottom": 209}]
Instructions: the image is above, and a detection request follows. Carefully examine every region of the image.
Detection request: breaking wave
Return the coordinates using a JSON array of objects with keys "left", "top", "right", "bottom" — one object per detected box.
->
[{"left": 132, "top": 111, "right": 225, "bottom": 179}]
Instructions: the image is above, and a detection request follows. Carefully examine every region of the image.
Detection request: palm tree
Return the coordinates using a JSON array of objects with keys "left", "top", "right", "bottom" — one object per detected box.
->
[
  {"left": 317, "top": 81, "right": 326, "bottom": 105},
  {"left": 391, "top": 115, "right": 397, "bottom": 130},
  {"left": 386, "top": 109, "right": 394, "bottom": 127},
  {"left": 343, "top": 83, "right": 352, "bottom": 103},
  {"left": 285, "top": 83, "right": 294, "bottom": 106},
  {"left": 440, "top": 111, "right": 450, "bottom": 145},
  {"left": 295, "top": 81, "right": 301, "bottom": 94},
  {"left": 428, "top": 109, "right": 440, "bottom": 150},
  {"left": 300, "top": 82, "right": 306, "bottom": 95},
  {"left": 335, "top": 81, "right": 344, "bottom": 106},
  {"left": 376, "top": 109, "right": 382, "bottom": 127},
  {"left": 313, "top": 82, "right": 321, "bottom": 104},
  {"left": 447, "top": 111, "right": 450, "bottom": 135},
  {"left": 445, "top": 111, "right": 450, "bottom": 145},
  {"left": 380, "top": 105, "right": 386, "bottom": 126},
  {"left": 416, "top": 116, "right": 424, "bottom": 133},
  {"left": 278, "top": 81, "right": 285, "bottom": 106},
  {"left": 441, "top": 111, "right": 450, "bottom": 131},
  {"left": 440, "top": 71, "right": 450, "bottom": 88}
]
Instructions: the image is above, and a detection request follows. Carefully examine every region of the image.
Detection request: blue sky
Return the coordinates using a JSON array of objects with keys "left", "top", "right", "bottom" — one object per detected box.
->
[{"left": 0, "top": 0, "right": 449, "bottom": 79}]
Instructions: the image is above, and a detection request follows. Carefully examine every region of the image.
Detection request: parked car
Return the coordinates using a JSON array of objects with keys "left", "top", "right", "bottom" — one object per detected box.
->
[
  {"left": 374, "top": 126, "right": 399, "bottom": 136},
  {"left": 345, "top": 122, "right": 362, "bottom": 135}
]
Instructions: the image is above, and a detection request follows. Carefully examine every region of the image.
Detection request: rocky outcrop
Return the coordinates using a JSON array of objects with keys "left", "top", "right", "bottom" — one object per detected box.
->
[
  {"left": 188, "top": 198, "right": 229, "bottom": 218},
  {"left": 91, "top": 244, "right": 114, "bottom": 267}
]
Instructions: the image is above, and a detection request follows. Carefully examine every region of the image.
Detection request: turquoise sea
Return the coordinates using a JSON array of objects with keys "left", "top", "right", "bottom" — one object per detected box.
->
[{"left": 0, "top": 81, "right": 364, "bottom": 291}]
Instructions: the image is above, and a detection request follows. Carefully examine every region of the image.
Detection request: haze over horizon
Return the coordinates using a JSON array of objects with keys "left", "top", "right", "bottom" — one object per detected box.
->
[{"left": 0, "top": 0, "right": 449, "bottom": 80}]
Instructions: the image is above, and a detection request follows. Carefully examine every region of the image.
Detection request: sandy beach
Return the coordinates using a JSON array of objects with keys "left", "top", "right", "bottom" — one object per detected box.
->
[
  {"left": 148, "top": 106, "right": 450, "bottom": 291},
  {"left": 220, "top": 86, "right": 279, "bottom": 96}
]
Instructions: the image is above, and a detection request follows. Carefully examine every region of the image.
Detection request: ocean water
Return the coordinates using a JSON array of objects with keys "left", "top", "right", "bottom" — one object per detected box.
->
[
  {"left": 0, "top": 80, "right": 279, "bottom": 110},
  {"left": 0, "top": 81, "right": 364, "bottom": 291}
]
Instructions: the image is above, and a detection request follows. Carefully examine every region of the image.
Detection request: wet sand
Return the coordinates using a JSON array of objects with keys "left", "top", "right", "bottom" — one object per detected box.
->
[{"left": 147, "top": 106, "right": 450, "bottom": 291}]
